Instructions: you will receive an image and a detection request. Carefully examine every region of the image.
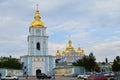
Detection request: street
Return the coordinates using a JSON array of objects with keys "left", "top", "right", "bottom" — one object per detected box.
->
[
  {"left": 18, "top": 76, "right": 120, "bottom": 80},
  {"left": 18, "top": 76, "right": 83, "bottom": 80}
]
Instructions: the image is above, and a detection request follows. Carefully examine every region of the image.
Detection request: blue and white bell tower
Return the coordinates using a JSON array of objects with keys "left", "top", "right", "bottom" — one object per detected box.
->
[
  {"left": 21, "top": 6, "right": 55, "bottom": 76},
  {"left": 28, "top": 27, "right": 48, "bottom": 56},
  {"left": 28, "top": 8, "right": 48, "bottom": 56}
]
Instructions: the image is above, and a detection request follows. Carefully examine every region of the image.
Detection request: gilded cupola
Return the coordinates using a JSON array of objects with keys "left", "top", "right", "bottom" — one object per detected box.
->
[
  {"left": 56, "top": 50, "right": 61, "bottom": 56},
  {"left": 65, "top": 48, "right": 69, "bottom": 53},
  {"left": 65, "top": 40, "right": 74, "bottom": 52},
  {"left": 61, "top": 51, "right": 65, "bottom": 57},
  {"left": 81, "top": 49, "right": 85, "bottom": 55},
  {"left": 31, "top": 5, "right": 44, "bottom": 27},
  {"left": 77, "top": 47, "right": 82, "bottom": 53}
]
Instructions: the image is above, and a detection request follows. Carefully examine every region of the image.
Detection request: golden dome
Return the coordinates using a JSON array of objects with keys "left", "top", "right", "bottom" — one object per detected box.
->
[
  {"left": 56, "top": 50, "right": 61, "bottom": 56},
  {"left": 65, "top": 48, "right": 69, "bottom": 53},
  {"left": 81, "top": 49, "right": 85, "bottom": 55},
  {"left": 77, "top": 47, "right": 82, "bottom": 53},
  {"left": 61, "top": 51, "right": 65, "bottom": 57},
  {"left": 31, "top": 7, "right": 44, "bottom": 27},
  {"left": 65, "top": 40, "right": 74, "bottom": 52}
]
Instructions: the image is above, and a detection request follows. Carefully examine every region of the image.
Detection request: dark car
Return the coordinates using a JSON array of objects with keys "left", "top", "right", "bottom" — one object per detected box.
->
[
  {"left": 88, "top": 73, "right": 108, "bottom": 80},
  {"left": 36, "top": 73, "right": 51, "bottom": 79}
]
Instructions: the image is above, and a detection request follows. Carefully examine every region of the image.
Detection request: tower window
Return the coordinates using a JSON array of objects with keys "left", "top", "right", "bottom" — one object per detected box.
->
[{"left": 37, "top": 42, "right": 40, "bottom": 50}]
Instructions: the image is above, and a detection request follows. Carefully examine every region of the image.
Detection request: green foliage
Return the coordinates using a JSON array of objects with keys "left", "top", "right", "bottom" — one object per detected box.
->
[
  {"left": 112, "top": 56, "right": 120, "bottom": 71},
  {"left": 0, "top": 56, "right": 23, "bottom": 69},
  {"left": 94, "top": 63, "right": 100, "bottom": 72},
  {"left": 88, "top": 53, "right": 96, "bottom": 71},
  {"left": 73, "top": 52, "right": 100, "bottom": 72}
]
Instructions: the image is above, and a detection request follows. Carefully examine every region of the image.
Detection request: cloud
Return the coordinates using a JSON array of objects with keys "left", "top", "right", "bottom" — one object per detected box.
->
[
  {"left": 47, "top": 20, "right": 91, "bottom": 35},
  {"left": 48, "top": 42, "right": 66, "bottom": 55},
  {"left": 91, "top": 41, "right": 120, "bottom": 62},
  {"left": 0, "top": 34, "right": 27, "bottom": 54},
  {"left": 0, "top": 0, "right": 120, "bottom": 62},
  {"left": 115, "top": 30, "right": 120, "bottom": 33}
]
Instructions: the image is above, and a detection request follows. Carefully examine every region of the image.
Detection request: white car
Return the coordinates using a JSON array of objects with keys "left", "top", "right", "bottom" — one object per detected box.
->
[
  {"left": 77, "top": 72, "right": 92, "bottom": 80},
  {"left": 1, "top": 75, "right": 18, "bottom": 80},
  {"left": 103, "top": 72, "right": 109, "bottom": 77},
  {"left": 77, "top": 74, "right": 90, "bottom": 80},
  {"left": 109, "top": 72, "right": 115, "bottom": 77}
]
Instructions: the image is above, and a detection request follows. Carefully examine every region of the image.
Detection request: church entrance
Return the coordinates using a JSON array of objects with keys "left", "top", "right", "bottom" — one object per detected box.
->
[
  {"left": 36, "top": 69, "right": 41, "bottom": 78},
  {"left": 36, "top": 69, "right": 41, "bottom": 74}
]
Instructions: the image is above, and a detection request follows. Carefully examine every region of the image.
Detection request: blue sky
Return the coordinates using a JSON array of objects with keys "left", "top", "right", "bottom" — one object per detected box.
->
[{"left": 0, "top": 0, "right": 120, "bottom": 62}]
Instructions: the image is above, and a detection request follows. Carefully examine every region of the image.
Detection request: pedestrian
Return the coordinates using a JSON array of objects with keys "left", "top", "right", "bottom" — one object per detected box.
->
[
  {"left": 51, "top": 72, "right": 55, "bottom": 80},
  {"left": 26, "top": 75, "right": 28, "bottom": 79}
]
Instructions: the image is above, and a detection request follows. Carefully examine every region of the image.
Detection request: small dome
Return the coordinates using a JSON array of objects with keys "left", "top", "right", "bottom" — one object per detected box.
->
[
  {"left": 65, "top": 48, "right": 69, "bottom": 53},
  {"left": 81, "top": 49, "right": 85, "bottom": 55},
  {"left": 77, "top": 47, "right": 82, "bottom": 53},
  {"left": 61, "top": 51, "right": 65, "bottom": 57},
  {"left": 56, "top": 50, "right": 61, "bottom": 56}
]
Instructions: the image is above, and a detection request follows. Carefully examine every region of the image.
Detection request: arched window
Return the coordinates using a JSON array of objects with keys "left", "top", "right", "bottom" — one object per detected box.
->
[{"left": 36, "top": 42, "right": 40, "bottom": 50}]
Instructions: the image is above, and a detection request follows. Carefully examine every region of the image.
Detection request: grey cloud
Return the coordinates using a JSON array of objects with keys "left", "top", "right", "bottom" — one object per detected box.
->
[
  {"left": 0, "top": 0, "right": 120, "bottom": 61},
  {"left": 91, "top": 41, "right": 120, "bottom": 61}
]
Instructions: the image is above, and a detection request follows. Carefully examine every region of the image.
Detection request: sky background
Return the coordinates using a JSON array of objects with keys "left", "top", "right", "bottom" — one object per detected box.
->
[{"left": 0, "top": 0, "right": 120, "bottom": 62}]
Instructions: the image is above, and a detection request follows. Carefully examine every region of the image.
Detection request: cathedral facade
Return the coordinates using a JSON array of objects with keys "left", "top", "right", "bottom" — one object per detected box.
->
[
  {"left": 21, "top": 7, "right": 55, "bottom": 76},
  {"left": 56, "top": 40, "right": 85, "bottom": 63},
  {"left": 54, "top": 40, "right": 85, "bottom": 76}
]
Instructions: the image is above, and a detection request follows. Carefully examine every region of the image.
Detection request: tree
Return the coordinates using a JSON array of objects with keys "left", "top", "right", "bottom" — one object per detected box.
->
[
  {"left": 88, "top": 52, "right": 96, "bottom": 71},
  {"left": 112, "top": 56, "right": 120, "bottom": 72},
  {"left": 0, "top": 56, "right": 23, "bottom": 69},
  {"left": 94, "top": 63, "right": 100, "bottom": 72},
  {"left": 73, "top": 52, "right": 100, "bottom": 72}
]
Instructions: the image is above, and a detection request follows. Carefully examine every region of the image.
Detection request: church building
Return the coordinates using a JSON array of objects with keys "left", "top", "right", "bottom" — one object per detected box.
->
[
  {"left": 21, "top": 7, "right": 55, "bottom": 76},
  {"left": 54, "top": 40, "right": 85, "bottom": 76},
  {"left": 56, "top": 40, "right": 85, "bottom": 63}
]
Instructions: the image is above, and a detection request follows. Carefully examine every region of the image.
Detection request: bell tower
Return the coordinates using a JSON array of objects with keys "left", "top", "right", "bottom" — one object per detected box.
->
[
  {"left": 21, "top": 5, "right": 55, "bottom": 76},
  {"left": 28, "top": 5, "right": 48, "bottom": 56}
]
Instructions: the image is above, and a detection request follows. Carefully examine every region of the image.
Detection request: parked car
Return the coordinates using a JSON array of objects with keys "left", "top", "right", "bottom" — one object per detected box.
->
[
  {"left": 109, "top": 72, "right": 115, "bottom": 77},
  {"left": 1, "top": 75, "right": 18, "bottom": 80},
  {"left": 104, "top": 72, "right": 115, "bottom": 77},
  {"left": 77, "top": 73, "right": 91, "bottom": 80},
  {"left": 72, "top": 73, "right": 78, "bottom": 77},
  {"left": 36, "top": 73, "right": 51, "bottom": 79},
  {"left": 77, "top": 74, "right": 83, "bottom": 79},
  {"left": 103, "top": 72, "right": 110, "bottom": 77},
  {"left": 77, "top": 74, "right": 87, "bottom": 80},
  {"left": 88, "top": 73, "right": 108, "bottom": 80}
]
